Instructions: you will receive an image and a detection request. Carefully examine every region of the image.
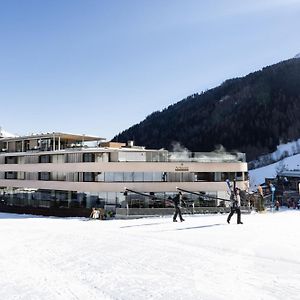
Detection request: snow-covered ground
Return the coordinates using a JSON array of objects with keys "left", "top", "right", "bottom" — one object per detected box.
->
[{"left": 1, "top": 211, "right": 300, "bottom": 300}]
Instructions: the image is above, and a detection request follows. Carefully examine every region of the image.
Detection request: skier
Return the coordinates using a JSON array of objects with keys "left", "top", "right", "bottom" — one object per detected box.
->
[
  {"left": 227, "top": 188, "right": 243, "bottom": 224},
  {"left": 173, "top": 192, "right": 185, "bottom": 222}
]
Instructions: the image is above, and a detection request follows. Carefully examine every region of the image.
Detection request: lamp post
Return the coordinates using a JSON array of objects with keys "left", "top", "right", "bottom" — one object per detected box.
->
[{"left": 270, "top": 183, "right": 275, "bottom": 212}]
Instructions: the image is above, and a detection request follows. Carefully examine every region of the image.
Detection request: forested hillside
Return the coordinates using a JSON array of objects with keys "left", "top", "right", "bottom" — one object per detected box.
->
[{"left": 113, "top": 58, "right": 300, "bottom": 161}]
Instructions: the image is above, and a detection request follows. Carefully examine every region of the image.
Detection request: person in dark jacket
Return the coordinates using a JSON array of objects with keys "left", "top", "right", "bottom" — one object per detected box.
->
[
  {"left": 227, "top": 188, "right": 243, "bottom": 224},
  {"left": 173, "top": 192, "right": 185, "bottom": 222}
]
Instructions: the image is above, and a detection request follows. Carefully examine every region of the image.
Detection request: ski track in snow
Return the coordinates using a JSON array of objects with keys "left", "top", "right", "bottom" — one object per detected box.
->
[{"left": 0, "top": 211, "right": 300, "bottom": 300}]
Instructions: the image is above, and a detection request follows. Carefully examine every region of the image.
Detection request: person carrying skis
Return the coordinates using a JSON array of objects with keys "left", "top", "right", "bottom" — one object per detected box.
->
[
  {"left": 227, "top": 188, "right": 243, "bottom": 224},
  {"left": 173, "top": 192, "right": 185, "bottom": 222}
]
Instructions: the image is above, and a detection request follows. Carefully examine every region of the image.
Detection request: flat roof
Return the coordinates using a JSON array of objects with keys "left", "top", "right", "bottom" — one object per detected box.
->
[
  {"left": 279, "top": 171, "right": 300, "bottom": 178},
  {"left": 0, "top": 132, "right": 106, "bottom": 142}
]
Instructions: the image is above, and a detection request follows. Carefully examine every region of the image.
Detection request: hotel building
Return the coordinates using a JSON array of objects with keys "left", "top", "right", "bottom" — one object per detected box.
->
[{"left": 0, "top": 132, "right": 248, "bottom": 216}]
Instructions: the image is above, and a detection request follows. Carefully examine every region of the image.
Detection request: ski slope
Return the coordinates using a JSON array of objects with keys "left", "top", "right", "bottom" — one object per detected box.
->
[
  {"left": 249, "top": 153, "right": 300, "bottom": 188},
  {"left": 249, "top": 137, "right": 300, "bottom": 189},
  {"left": 0, "top": 211, "right": 299, "bottom": 300}
]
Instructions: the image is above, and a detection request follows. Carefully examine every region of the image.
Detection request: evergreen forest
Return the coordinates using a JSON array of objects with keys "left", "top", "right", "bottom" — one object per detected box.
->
[{"left": 113, "top": 58, "right": 300, "bottom": 161}]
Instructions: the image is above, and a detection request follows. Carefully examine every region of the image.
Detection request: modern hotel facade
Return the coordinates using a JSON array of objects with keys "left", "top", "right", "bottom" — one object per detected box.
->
[{"left": 0, "top": 132, "right": 248, "bottom": 216}]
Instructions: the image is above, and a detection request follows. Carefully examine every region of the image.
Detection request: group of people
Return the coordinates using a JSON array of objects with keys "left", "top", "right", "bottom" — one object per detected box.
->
[
  {"left": 90, "top": 207, "right": 105, "bottom": 220},
  {"left": 172, "top": 189, "right": 243, "bottom": 224},
  {"left": 287, "top": 198, "right": 300, "bottom": 209}
]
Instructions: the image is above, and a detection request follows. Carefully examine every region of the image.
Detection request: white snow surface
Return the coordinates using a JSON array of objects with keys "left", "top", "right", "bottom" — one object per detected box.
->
[{"left": 1, "top": 211, "right": 300, "bottom": 300}]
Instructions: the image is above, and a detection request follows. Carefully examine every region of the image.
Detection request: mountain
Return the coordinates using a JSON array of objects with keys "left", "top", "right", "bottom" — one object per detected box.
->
[
  {"left": 113, "top": 57, "right": 300, "bottom": 161},
  {"left": 0, "top": 127, "right": 17, "bottom": 138}
]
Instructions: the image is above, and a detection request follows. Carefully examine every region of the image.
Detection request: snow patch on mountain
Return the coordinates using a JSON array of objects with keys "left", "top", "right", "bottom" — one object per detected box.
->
[
  {"left": 249, "top": 153, "right": 300, "bottom": 189},
  {"left": 249, "top": 138, "right": 300, "bottom": 170},
  {"left": 294, "top": 52, "right": 300, "bottom": 59},
  {"left": 249, "top": 138, "right": 300, "bottom": 190},
  {"left": 271, "top": 137, "right": 300, "bottom": 160},
  {"left": 0, "top": 127, "right": 17, "bottom": 138}
]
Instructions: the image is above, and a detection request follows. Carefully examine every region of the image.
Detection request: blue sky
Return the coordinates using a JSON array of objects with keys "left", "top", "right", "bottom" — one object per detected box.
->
[{"left": 1, "top": 0, "right": 300, "bottom": 140}]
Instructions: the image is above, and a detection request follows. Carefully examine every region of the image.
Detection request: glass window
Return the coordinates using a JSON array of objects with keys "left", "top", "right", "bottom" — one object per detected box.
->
[
  {"left": 106, "top": 192, "right": 118, "bottom": 205},
  {"left": 95, "top": 153, "right": 103, "bottom": 162},
  {"left": 16, "top": 141, "right": 22, "bottom": 152},
  {"left": 5, "top": 172, "right": 18, "bottom": 179},
  {"left": 24, "top": 140, "right": 30, "bottom": 151},
  {"left": 83, "top": 172, "right": 95, "bottom": 182},
  {"left": 182, "top": 172, "right": 193, "bottom": 182},
  {"left": 5, "top": 156, "right": 18, "bottom": 164},
  {"left": 105, "top": 172, "right": 114, "bottom": 182},
  {"left": 144, "top": 172, "right": 153, "bottom": 182},
  {"left": 39, "top": 155, "right": 51, "bottom": 163},
  {"left": 236, "top": 172, "right": 243, "bottom": 181},
  {"left": 221, "top": 172, "right": 235, "bottom": 181},
  {"left": 153, "top": 172, "right": 163, "bottom": 181},
  {"left": 95, "top": 172, "right": 104, "bottom": 182},
  {"left": 39, "top": 172, "right": 50, "bottom": 181},
  {"left": 83, "top": 153, "right": 95, "bottom": 162},
  {"left": 124, "top": 172, "right": 134, "bottom": 182},
  {"left": 39, "top": 139, "right": 51, "bottom": 151},
  {"left": 168, "top": 173, "right": 181, "bottom": 182},
  {"left": 214, "top": 172, "right": 222, "bottom": 181},
  {"left": 195, "top": 172, "right": 214, "bottom": 182},
  {"left": 133, "top": 172, "right": 144, "bottom": 181},
  {"left": 114, "top": 172, "right": 124, "bottom": 182}
]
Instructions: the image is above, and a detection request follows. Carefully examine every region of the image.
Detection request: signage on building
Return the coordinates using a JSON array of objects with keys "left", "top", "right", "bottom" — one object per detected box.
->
[{"left": 175, "top": 166, "right": 189, "bottom": 172}]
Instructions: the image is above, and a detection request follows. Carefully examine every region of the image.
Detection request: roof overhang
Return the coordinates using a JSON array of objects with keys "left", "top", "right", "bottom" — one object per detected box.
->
[{"left": 0, "top": 132, "right": 106, "bottom": 142}]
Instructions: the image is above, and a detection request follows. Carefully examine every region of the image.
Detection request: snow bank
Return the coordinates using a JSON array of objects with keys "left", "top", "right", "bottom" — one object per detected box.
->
[{"left": 0, "top": 211, "right": 299, "bottom": 300}]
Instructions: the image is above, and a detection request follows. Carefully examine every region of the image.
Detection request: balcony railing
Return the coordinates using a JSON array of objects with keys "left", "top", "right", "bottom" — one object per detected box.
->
[{"left": 168, "top": 152, "right": 246, "bottom": 163}]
